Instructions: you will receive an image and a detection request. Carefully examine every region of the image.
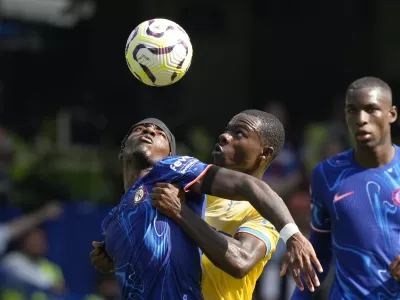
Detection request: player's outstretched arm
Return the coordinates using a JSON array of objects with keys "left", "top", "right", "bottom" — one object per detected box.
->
[
  {"left": 192, "top": 166, "right": 293, "bottom": 231},
  {"left": 151, "top": 183, "right": 267, "bottom": 279},
  {"left": 189, "top": 166, "right": 323, "bottom": 292}
]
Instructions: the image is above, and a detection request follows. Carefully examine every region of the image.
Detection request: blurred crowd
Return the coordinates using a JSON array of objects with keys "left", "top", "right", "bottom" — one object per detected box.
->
[
  {"left": 2, "top": 0, "right": 397, "bottom": 299},
  {"left": 0, "top": 100, "right": 354, "bottom": 300}
]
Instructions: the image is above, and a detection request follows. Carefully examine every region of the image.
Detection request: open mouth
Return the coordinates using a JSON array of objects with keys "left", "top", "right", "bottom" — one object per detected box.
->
[{"left": 138, "top": 135, "right": 153, "bottom": 144}]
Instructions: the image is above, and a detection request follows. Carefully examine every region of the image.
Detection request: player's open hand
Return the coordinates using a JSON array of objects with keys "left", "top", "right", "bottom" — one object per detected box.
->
[
  {"left": 389, "top": 255, "right": 400, "bottom": 281},
  {"left": 150, "top": 183, "right": 186, "bottom": 219},
  {"left": 280, "top": 233, "right": 323, "bottom": 292},
  {"left": 90, "top": 241, "right": 115, "bottom": 273}
]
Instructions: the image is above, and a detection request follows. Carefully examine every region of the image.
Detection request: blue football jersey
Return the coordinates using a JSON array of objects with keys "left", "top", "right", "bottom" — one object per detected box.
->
[
  {"left": 102, "top": 156, "right": 211, "bottom": 300},
  {"left": 311, "top": 146, "right": 400, "bottom": 299}
]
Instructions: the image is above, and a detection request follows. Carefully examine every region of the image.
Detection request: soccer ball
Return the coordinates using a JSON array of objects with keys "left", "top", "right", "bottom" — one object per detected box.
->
[{"left": 125, "top": 18, "right": 193, "bottom": 87}]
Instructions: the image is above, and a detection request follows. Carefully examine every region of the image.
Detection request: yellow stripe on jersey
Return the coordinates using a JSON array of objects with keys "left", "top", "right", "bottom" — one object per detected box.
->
[{"left": 202, "top": 196, "right": 279, "bottom": 300}]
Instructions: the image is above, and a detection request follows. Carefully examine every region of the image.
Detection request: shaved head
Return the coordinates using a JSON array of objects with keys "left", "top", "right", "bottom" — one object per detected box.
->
[
  {"left": 345, "top": 76, "right": 397, "bottom": 149},
  {"left": 346, "top": 76, "right": 392, "bottom": 105}
]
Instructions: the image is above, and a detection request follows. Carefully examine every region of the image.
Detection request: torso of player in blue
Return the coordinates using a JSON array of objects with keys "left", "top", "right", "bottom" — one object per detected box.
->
[
  {"left": 312, "top": 145, "right": 400, "bottom": 299},
  {"left": 102, "top": 156, "right": 210, "bottom": 300}
]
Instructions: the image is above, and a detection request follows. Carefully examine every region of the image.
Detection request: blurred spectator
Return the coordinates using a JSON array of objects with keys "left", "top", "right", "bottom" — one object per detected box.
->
[
  {"left": 261, "top": 101, "right": 302, "bottom": 199},
  {"left": 0, "top": 204, "right": 64, "bottom": 299},
  {"left": 0, "top": 202, "right": 63, "bottom": 255},
  {"left": 85, "top": 273, "right": 119, "bottom": 300},
  {"left": 300, "top": 95, "right": 352, "bottom": 176}
]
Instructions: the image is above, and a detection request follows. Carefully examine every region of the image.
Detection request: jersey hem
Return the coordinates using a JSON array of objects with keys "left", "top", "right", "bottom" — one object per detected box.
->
[{"left": 235, "top": 227, "right": 272, "bottom": 257}]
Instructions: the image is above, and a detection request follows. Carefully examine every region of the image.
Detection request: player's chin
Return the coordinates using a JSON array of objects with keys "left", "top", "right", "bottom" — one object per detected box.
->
[
  {"left": 131, "top": 143, "right": 153, "bottom": 156},
  {"left": 212, "top": 151, "right": 228, "bottom": 167},
  {"left": 355, "top": 136, "right": 376, "bottom": 148}
]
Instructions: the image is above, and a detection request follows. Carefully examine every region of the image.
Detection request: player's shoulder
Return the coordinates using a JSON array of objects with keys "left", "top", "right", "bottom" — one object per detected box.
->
[
  {"left": 154, "top": 155, "right": 202, "bottom": 174},
  {"left": 313, "top": 149, "right": 354, "bottom": 175}
]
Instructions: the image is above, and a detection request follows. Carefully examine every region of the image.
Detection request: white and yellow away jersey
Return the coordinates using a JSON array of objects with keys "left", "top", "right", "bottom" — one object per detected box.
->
[{"left": 202, "top": 196, "right": 279, "bottom": 300}]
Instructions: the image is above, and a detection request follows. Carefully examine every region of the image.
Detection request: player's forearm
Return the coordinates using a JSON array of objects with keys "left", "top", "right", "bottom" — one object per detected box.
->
[
  {"left": 5, "top": 210, "right": 47, "bottom": 240},
  {"left": 206, "top": 168, "right": 294, "bottom": 231},
  {"left": 174, "top": 205, "right": 252, "bottom": 279},
  {"left": 242, "top": 178, "right": 295, "bottom": 231},
  {"left": 291, "top": 230, "right": 333, "bottom": 300}
]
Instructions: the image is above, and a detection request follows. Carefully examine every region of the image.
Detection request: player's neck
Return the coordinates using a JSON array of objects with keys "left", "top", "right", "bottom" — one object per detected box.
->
[
  {"left": 246, "top": 166, "right": 265, "bottom": 179},
  {"left": 354, "top": 141, "right": 394, "bottom": 168},
  {"left": 122, "top": 157, "right": 153, "bottom": 191},
  {"left": 123, "top": 167, "right": 152, "bottom": 192}
]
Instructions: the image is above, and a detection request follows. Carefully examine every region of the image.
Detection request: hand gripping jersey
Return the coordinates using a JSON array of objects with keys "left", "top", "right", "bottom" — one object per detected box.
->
[{"left": 102, "top": 156, "right": 212, "bottom": 300}]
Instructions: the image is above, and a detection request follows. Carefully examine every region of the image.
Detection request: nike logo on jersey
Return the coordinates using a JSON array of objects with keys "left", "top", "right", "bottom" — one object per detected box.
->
[{"left": 333, "top": 191, "right": 354, "bottom": 202}]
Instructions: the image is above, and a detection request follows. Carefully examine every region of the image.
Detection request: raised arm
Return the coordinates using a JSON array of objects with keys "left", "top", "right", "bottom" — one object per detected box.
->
[
  {"left": 188, "top": 165, "right": 294, "bottom": 231},
  {"left": 4, "top": 202, "right": 62, "bottom": 242},
  {"left": 187, "top": 165, "right": 323, "bottom": 292}
]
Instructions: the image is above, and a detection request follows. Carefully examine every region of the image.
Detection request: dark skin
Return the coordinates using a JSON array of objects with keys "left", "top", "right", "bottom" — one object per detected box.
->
[
  {"left": 389, "top": 255, "right": 400, "bottom": 281},
  {"left": 121, "top": 123, "right": 170, "bottom": 191},
  {"left": 345, "top": 87, "right": 399, "bottom": 280},
  {"left": 151, "top": 114, "right": 321, "bottom": 291},
  {"left": 346, "top": 87, "right": 397, "bottom": 167},
  {"left": 91, "top": 122, "right": 171, "bottom": 273},
  {"left": 152, "top": 114, "right": 271, "bottom": 279},
  {"left": 91, "top": 116, "right": 323, "bottom": 292}
]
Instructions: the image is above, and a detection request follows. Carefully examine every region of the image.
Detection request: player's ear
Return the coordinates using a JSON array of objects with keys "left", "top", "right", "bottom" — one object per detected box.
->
[
  {"left": 261, "top": 146, "right": 274, "bottom": 161},
  {"left": 389, "top": 106, "right": 397, "bottom": 124}
]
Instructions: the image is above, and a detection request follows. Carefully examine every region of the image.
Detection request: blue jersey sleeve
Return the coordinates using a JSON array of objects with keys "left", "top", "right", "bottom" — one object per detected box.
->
[
  {"left": 153, "top": 156, "right": 212, "bottom": 191},
  {"left": 310, "top": 164, "right": 331, "bottom": 233}
]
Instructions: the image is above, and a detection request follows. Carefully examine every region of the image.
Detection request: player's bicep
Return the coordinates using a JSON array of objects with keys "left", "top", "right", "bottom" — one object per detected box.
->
[{"left": 195, "top": 166, "right": 249, "bottom": 200}]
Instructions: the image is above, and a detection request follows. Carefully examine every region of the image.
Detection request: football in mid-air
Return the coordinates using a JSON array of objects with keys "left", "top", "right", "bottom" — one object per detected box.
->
[{"left": 125, "top": 18, "right": 193, "bottom": 87}]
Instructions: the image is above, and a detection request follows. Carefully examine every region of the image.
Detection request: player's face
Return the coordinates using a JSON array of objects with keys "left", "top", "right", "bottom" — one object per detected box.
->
[
  {"left": 23, "top": 229, "right": 48, "bottom": 257},
  {"left": 124, "top": 124, "right": 170, "bottom": 162},
  {"left": 345, "top": 88, "right": 397, "bottom": 148},
  {"left": 213, "top": 114, "right": 266, "bottom": 173}
]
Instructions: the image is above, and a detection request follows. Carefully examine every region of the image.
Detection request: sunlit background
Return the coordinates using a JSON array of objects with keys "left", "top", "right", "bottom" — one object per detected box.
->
[{"left": 0, "top": 0, "right": 399, "bottom": 299}]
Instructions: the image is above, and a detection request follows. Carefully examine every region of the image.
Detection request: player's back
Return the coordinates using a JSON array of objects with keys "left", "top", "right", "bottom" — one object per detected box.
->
[
  {"left": 102, "top": 156, "right": 210, "bottom": 300},
  {"left": 313, "top": 146, "right": 400, "bottom": 299},
  {"left": 202, "top": 196, "right": 279, "bottom": 300}
]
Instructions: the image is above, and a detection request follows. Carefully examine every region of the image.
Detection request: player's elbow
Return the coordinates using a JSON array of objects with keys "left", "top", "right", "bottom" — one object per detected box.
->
[
  {"left": 228, "top": 249, "right": 254, "bottom": 279},
  {"left": 230, "top": 266, "right": 250, "bottom": 279}
]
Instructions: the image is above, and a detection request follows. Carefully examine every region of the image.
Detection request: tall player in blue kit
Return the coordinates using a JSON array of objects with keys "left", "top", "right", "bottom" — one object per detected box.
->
[
  {"left": 291, "top": 77, "right": 400, "bottom": 300},
  {"left": 101, "top": 117, "right": 320, "bottom": 300}
]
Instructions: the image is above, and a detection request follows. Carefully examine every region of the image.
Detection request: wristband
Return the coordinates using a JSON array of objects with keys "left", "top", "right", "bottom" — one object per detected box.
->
[{"left": 279, "top": 223, "right": 300, "bottom": 244}]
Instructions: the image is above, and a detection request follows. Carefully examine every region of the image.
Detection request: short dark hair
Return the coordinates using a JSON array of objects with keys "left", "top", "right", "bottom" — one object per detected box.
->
[
  {"left": 241, "top": 109, "right": 285, "bottom": 159},
  {"left": 347, "top": 76, "right": 392, "bottom": 95}
]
